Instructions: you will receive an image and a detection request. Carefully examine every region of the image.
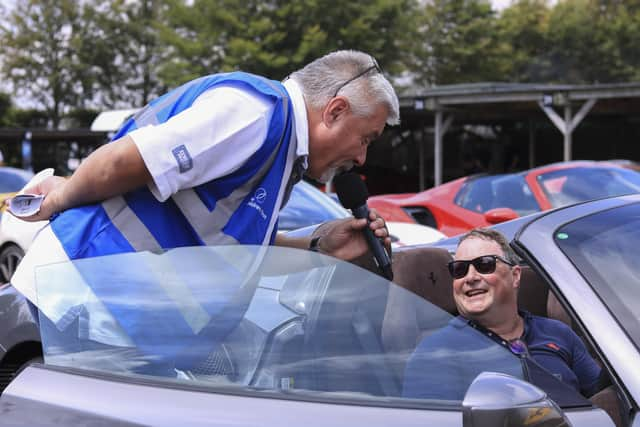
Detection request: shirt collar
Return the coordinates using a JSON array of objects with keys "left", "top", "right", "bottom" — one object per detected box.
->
[
  {"left": 456, "top": 310, "right": 532, "bottom": 337},
  {"left": 519, "top": 309, "right": 532, "bottom": 339},
  {"left": 283, "top": 78, "right": 309, "bottom": 169}
]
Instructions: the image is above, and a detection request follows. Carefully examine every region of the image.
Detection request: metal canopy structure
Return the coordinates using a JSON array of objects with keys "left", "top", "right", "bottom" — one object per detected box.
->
[{"left": 398, "top": 82, "right": 640, "bottom": 189}]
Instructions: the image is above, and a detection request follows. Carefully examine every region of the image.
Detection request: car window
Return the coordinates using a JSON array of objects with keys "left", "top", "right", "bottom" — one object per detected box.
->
[
  {"left": 34, "top": 245, "right": 525, "bottom": 408},
  {"left": 538, "top": 167, "right": 640, "bottom": 208},
  {"left": 455, "top": 174, "right": 540, "bottom": 215},
  {"left": 278, "top": 181, "right": 349, "bottom": 231},
  {"left": 555, "top": 202, "right": 640, "bottom": 350}
]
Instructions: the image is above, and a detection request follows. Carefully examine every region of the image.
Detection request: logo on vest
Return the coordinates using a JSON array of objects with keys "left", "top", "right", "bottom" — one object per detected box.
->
[
  {"left": 254, "top": 188, "right": 267, "bottom": 204},
  {"left": 248, "top": 188, "right": 268, "bottom": 220},
  {"left": 172, "top": 144, "right": 193, "bottom": 173}
]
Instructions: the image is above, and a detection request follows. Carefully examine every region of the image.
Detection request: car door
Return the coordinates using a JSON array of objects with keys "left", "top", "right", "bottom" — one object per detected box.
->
[
  {"left": 0, "top": 245, "right": 614, "bottom": 426},
  {"left": 515, "top": 195, "right": 640, "bottom": 427}
]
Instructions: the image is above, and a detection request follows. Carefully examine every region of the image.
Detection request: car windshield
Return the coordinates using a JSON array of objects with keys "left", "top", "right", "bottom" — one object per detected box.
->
[
  {"left": 538, "top": 167, "right": 640, "bottom": 208},
  {"left": 455, "top": 174, "right": 540, "bottom": 215},
  {"left": 278, "top": 181, "right": 349, "bottom": 231},
  {"left": 34, "top": 245, "right": 524, "bottom": 407},
  {"left": 555, "top": 202, "right": 640, "bottom": 350}
]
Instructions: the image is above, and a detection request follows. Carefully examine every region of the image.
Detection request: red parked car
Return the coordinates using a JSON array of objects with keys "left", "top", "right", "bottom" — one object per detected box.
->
[{"left": 368, "top": 160, "right": 640, "bottom": 237}]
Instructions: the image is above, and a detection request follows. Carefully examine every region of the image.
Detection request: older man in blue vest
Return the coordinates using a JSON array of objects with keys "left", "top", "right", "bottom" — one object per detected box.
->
[
  {"left": 16, "top": 50, "right": 397, "bottom": 259},
  {"left": 10, "top": 50, "right": 399, "bottom": 359}
]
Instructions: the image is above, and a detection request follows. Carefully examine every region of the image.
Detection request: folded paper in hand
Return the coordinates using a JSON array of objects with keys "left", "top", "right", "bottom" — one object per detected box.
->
[
  {"left": 7, "top": 168, "right": 54, "bottom": 217},
  {"left": 9, "top": 194, "right": 45, "bottom": 217}
]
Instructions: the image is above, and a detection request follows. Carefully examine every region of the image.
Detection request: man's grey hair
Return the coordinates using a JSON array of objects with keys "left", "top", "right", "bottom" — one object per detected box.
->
[
  {"left": 458, "top": 228, "right": 519, "bottom": 264},
  {"left": 289, "top": 50, "right": 400, "bottom": 126}
]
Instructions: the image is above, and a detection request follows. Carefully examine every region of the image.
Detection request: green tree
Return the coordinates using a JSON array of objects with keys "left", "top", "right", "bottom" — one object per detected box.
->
[
  {"left": 0, "top": 0, "right": 86, "bottom": 128},
  {"left": 155, "top": 0, "right": 233, "bottom": 86},
  {"left": 0, "top": 93, "right": 13, "bottom": 127},
  {"left": 599, "top": 1, "right": 640, "bottom": 81},
  {"left": 410, "top": 0, "right": 507, "bottom": 85},
  {"left": 113, "top": 0, "right": 170, "bottom": 105},
  {"left": 497, "top": 0, "right": 550, "bottom": 82},
  {"left": 74, "top": 0, "right": 169, "bottom": 108},
  {"left": 12, "top": 109, "right": 49, "bottom": 128},
  {"left": 545, "top": 0, "right": 632, "bottom": 83},
  {"left": 64, "top": 108, "right": 100, "bottom": 128},
  {"left": 158, "top": 0, "right": 416, "bottom": 87}
]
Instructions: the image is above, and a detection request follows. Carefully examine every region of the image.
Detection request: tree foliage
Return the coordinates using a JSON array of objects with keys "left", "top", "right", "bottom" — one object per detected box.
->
[
  {"left": 496, "top": 0, "right": 550, "bottom": 82},
  {"left": 410, "top": 0, "right": 508, "bottom": 85},
  {"left": 72, "top": 0, "right": 169, "bottom": 108},
  {"left": 500, "top": 0, "right": 640, "bottom": 83},
  {"left": 0, "top": 93, "right": 12, "bottom": 127},
  {"left": 0, "top": 0, "right": 87, "bottom": 127},
  {"left": 157, "top": 0, "right": 416, "bottom": 87},
  {"left": 1, "top": 0, "right": 640, "bottom": 127}
]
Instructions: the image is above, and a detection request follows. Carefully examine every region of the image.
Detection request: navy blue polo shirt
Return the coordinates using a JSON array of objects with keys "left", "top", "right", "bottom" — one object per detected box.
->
[
  {"left": 520, "top": 311, "right": 601, "bottom": 397},
  {"left": 403, "top": 311, "right": 601, "bottom": 401}
]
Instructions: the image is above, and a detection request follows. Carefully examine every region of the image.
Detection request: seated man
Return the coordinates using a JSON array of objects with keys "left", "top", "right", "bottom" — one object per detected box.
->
[{"left": 403, "top": 228, "right": 602, "bottom": 401}]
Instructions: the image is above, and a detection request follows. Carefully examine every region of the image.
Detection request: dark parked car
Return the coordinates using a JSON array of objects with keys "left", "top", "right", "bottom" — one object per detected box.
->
[{"left": 2, "top": 194, "right": 640, "bottom": 425}]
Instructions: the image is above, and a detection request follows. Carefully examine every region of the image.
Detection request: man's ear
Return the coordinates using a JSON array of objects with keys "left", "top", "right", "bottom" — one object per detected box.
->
[
  {"left": 512, "top": 264, "right": 522, "bottom": 290},
  {"left": 322, "top": 96, "right": 349, "bottom": 126}
]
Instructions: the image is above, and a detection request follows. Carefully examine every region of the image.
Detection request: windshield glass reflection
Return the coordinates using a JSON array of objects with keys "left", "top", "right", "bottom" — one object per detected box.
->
[
  {"left": 456, "top": 174, "right": 540, "bottom": 215},
  {"left": 539, "top": 167, "right": 640, "bottom": 208},
  {"left": 35, "top": 245, "right": 523, "bottom": 405},
  {"left": 555, "top": 202, "right": 640, "bottom": 348}
]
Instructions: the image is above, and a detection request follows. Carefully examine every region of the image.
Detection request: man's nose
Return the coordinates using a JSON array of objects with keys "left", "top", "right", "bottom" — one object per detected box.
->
[
  {"left": 464, "top": 264, "right": 481, "bottom": 281},
  {"left": 354, "top": 148, "right": 367, "bottom": 167}
]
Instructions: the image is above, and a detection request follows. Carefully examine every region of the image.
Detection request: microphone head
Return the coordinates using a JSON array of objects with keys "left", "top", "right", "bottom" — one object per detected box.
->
[{"left": 334, "top": 172, "right": 369, "bottom": 209}]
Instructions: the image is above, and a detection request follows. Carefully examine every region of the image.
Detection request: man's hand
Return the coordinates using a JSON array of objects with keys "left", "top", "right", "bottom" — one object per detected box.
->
[
  {"left": 313, "top": 208, "right": 390, "bottom": 261},
  {"left": 6, "top": 135, "right": 151, "bottom": 222},
  {"left": 6, "top": 175, "right": 67, "bottom": 222}
]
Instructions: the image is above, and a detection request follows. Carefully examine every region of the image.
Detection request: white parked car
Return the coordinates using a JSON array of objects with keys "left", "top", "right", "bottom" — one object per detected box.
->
[
  {"left": 0, "top": 212, "right": 47, "bottom": 283},
  {"left": 0, "top": 167, "right": 48, "bottom": 283}
]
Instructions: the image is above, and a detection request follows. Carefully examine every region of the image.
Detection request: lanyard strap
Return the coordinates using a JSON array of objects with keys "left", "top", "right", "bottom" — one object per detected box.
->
[{"left": 465, "top": 318, "right": 529, "bottom": 358}]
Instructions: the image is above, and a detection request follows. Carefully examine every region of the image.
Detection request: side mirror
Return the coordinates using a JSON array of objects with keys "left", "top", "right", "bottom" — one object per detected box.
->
[
  {"left": 462, "top": 372, "right": 571, "bottom": 427},
  {"left": 484, "top": 207, "right": 519, "bottom": 224}
]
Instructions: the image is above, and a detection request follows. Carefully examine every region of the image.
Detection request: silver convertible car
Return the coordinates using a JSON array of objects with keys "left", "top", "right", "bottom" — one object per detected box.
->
[{"left": 0, "top": 194, "right": 640, "bottom": 426}]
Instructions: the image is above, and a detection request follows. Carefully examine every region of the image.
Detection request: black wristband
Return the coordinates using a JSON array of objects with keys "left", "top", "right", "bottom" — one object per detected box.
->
[{"left": 309, "top": 236, "right": 321, "bottom": 252}]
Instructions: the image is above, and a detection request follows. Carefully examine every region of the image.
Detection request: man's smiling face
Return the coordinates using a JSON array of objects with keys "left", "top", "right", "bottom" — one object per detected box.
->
[{"left": 452, "top": 237, "right": 520, "bottom": 321}]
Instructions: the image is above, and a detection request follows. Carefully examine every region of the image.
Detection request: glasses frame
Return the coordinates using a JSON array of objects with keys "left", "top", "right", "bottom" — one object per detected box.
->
[
  {"left": 447, "top": 255, "right": 515, "bottom": 279},
  {"left": 332, "top": 57, "right": 382, "bottom": 97}
]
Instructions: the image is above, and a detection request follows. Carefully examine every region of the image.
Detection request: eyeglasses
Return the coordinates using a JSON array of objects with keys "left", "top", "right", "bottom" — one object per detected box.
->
[
  {"left": 447, "top": 255, "right": 515, "bottom": 279},
  {"left": 333, "top": 57, "right": 382, "bottom": 97}
]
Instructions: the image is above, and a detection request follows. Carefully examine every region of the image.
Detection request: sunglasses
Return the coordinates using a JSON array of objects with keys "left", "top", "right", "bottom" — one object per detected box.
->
[
  {"left": 333, "top": 57, "right": 383, "bottom": 97},
  {"left": 447, "top": 255, "right": 515, "bottom": 279}
]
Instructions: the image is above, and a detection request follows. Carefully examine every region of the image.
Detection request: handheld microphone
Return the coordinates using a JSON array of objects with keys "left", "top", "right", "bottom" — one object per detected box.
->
[{"left": 334, "top": 172, "right": 393, "bottom": 280}]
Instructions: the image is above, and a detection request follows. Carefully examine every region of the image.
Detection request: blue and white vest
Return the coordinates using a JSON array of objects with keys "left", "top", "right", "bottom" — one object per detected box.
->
[{"left": 51, "top": 72, "right": 294, "bottom": 261}]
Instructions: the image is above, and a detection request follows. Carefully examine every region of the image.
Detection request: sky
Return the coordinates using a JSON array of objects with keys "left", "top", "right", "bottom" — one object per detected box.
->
[
  {"left": 492, "top": 0, "right": 513, "bottom": 10},
  {"left": 492, "top": 0, "right": 558, "bottom": 11}
]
